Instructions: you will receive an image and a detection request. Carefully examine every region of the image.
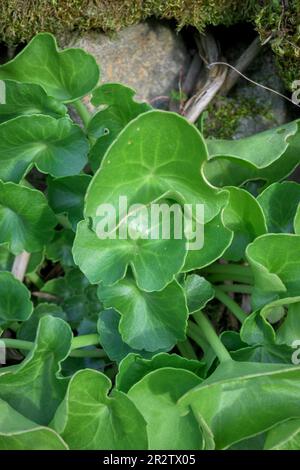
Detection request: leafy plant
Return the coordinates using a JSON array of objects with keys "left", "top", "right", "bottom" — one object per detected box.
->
[{"left": 0, "top": 32, "right": 300, "bottom": 450}]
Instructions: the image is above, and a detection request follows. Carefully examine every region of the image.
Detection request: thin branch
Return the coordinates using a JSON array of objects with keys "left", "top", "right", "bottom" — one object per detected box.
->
[{"left": 11, "top": 251, "right": 31, "bottom": 282}]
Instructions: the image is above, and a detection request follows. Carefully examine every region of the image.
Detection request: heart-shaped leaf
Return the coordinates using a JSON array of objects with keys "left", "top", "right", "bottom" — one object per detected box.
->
[
  {"left": 0, "top": 181, "right": 57, "bottom": 254},
  {"left": 88, "top": 83, "right": 151, "bottom": 171},
  {"left": 222, "top": 186, "right": 267, "bottom": 261},
  {"left": 257, "top": 181, "right": 300, "bottom": 233},
  {"left": 116, "top": 352, "right": 205, "bottom": 393},
  {"left": 0, "top": 272, "right": 33, "bottom": 326},
  {"left": 52, "top": 369, "right": 148, "bottom": 450},
  {"left": 0, "top": 316, "right": 72, "bottom": 424},
  {"left": 47, "top": 175, "right": 91, "bottom": 230},
  {"left": 97, "top": 278, "right": 188, "bottom": 352},
  {"left": 0, "top": 33, "right": 99, "bottom": 102},
  {"left": 128, "top": 368, "right": 203, "bottom": 450},
  {"left": 0, "top": 115, "right": 89, "bottom": 183}
]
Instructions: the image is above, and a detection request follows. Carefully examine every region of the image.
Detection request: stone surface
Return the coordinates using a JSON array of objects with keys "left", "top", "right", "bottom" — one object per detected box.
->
[{"left": 65, "top": 21, "right": 189, "bottom": 103}]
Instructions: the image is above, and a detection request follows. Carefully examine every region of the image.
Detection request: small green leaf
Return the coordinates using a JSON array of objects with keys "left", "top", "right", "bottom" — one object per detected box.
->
[
  {"left": 0, "top": 81, "right": 67, "bottom": 123},
  {"left": 98, "top": 278, "right": 188, "bottom": 352},
  {"left": 52, "top": 369, "right": 148, "bottom": 450},
  {"left": 0, "top": 272, "right": 33, "bottom": 326},
  {"left": 47, "top": 175, "right": 91, "bottom": 230},
  {"left": 45, "top": 229, "right": 75, "bottom": 267},
  {"left": 88, "top": 83, "right": 151, "bottom": 171},
  {"left": 0, "top": 115, "right": 88, "bottom": 183},
  {"left": 17, "top": 303, "right": 67, "bottom": 342},
  {"left": 0, "top": 181, "right": 57, "bottom": 254},
  {"left": 222, "top": 186, "right": 267, "bottom": 261},
  {"left": 117, "top": 352, "right": 205, "bottom": 393},
  {"left": 184, "top": 274, "right": 214, "bottom": 313},
  {"left": 0, "top": 316, "right": 72, "bottom": 424},
  {"left": 0, "top": 33, "right": 99, "bottom": 102},
  {"left": 257, "top": 181, "right": 300, "bottom": 233},
  {"left": 128, "top": 368, "right": 203, "bottom": 450}
]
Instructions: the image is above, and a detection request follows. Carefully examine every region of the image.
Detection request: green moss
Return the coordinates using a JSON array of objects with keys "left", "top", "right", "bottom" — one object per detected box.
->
[
  {"left": 0, "top": 1, "right": 298, "bottom": 90},
  {"left": 203, "top": 96, "right": 273, "bottom": 139}
]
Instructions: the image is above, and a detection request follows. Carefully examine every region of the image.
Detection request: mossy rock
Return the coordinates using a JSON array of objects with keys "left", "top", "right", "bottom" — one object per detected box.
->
[{"left": 0, "top": 0, "right": 298, "bottom": 90}]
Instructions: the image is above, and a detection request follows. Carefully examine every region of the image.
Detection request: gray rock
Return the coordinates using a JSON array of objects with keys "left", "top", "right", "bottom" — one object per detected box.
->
[{"left": 65, "top": 22, "right": 189, "bottom": 103}]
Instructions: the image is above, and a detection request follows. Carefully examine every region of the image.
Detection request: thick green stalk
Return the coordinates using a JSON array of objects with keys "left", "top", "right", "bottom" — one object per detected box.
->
[
  {"left": 206, "top": 273, "right": 253, "bottom": 284},
  {"left": 73, "top": 99, "right": 91, "bottom": 128},
  {"left": 214, "top": 287, "right": 248, "bottom": 323},
  {"left": 193, "top": 311, "right": 232, "bottom": 363},
  {"left": 177, "top": 339, "right": 198, "bottom": 360},
  {"left": 204, "top": 263, "right": 253, "bottom": 277},
  {"left": 218, "top": 284, "right": 253, "bottom": 294}
]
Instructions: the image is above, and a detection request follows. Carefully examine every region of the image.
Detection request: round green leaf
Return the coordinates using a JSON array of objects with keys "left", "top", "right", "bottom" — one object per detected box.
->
[
  {"left": 0, "top": 115, "right": 89, "bottom": 183},
  {"left": 0, "top": 33, "right": 99, "bottom": 102},
  {"left": 0, "top": 272, "right": 33, "bottom": 326},
  {"left": 98, "top": 278, "right": 188, "bottom": 352},
  {"left": 52, "top": 369, "right": 148, "bottom": 450},
  {"left": 0, "top": 181, "right": 57, "bottom": 254}
]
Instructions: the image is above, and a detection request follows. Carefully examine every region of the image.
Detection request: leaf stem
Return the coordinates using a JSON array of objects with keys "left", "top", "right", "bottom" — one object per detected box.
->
[
  {"left": 206, "top": 273, "right": 253, "bottom": 284},
  {"left": 177, "top": 339, "right": 198, "bottom": 360},
  {"left": 204, "top": 263, "right": 253, "bottom": 277},
  {"left": 0, "top": 334, "right": 105, "bottom": 358},
  {"left": 193, "top": 311, "right": 232, "bottom": 363},
  {"left": 214, "top": 287, "right": 248, "bottom": 323},
  {"left": 218, "top": 284, "right": 253, "bottom": 294},
  {"left": 73, "top": 100, "right": 91, "bottom": 128}
]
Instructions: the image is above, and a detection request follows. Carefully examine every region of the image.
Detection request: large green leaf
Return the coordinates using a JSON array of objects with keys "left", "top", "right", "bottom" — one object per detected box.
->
[
  {"left": 0, "top": 399, "right": 68, "bottom": 450},
  {"left": 0, "top": 271, "right": 33, "bottom": 326},
  {"left": 204, "top": 121, "right": 300, "bottom": 187},
  {"left": 246, "top": 234, "right": 300, "bottom": 308},
  {"left": 88, "top": 83, "right": 151, "bottom": 171},
  {"left": 73, "top": 211, "right": 187, "bottom": 291},
  {"left": 85, "top": 110, "right": 227, "bottom": 224},
  {"left": 0, "top": 80, "right": 67, "bottom": 123},
  {"left": 116, "top": 352, "right": 205, "bottom": 393},
  {"left": 0, "top": 33, "right": 99, "bottom": 102},
  {"left": 0, "top": 316, "right": 72, "bottom": 424},
  {"left": 222, "top": 186, "right": 267, "bottom": 261},
  {"left": 128, "top": 368, "right": 203, "bottom": 450},
  {"left": 0, "top": 181, "right": 57, "bottom": 254},
  {"left": 180, "top": 360, "right": 300, "bottom": 449},
  {"left": 52, "top": 369, "right": 148, "bottom": 450},
  {"left": 264, "top": 419, "right": 300, "bottom": 450},
  {"left": 0, "top": 115, "right": 88, "bottom": 183},
  {"left": 257, "top": 181, "right": 300, "bottom": 233},
  {"left": 98, "top": 278, "right": 188, "bottom": 352},
  {"left": 47, "top": 175, "right": 91, "bottom": 230}
]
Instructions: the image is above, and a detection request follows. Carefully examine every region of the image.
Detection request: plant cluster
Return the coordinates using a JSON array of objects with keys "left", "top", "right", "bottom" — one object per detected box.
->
[{"left": 0, "top": 33, "right": 299, "bottom": 450}]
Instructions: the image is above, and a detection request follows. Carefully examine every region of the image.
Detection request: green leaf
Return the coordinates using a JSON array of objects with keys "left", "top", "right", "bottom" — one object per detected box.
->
[
  {"left": 85, "top": 110, "right": 227, "bottom": 225},
  {"left": 97, "top": 309, "right": 155, "bottom": 363},
  {"left": 0, "top": 115, "right": 89, "bottom": 183},
  {"left": 47, "top": 175, "right": 91, "bottom": 230},
  {"left": 128, "top": 368, "right": 203, "bottom": 450},
  {"left": 230, "top": 344, "right": 293, "bottom": 364},
  {"left": 204, "top": 121, "right": 300, "bottom": 187},
  {"left": 0, "top": 181, "right": 57, "bottom": 254},
  {"left": 222, "top": 186, "right": 267, "bottom": 261},
  {"left": 246, "top": 234, "right": 300, "bottom": 308},
  {"left": 116, "top": 352, "right": 205, "bottom": 393},
  {"left": 0, "top": 33, "right": 99, "bottom": 102},
  {"left": 264, "top": 419, "right": 300, "bottom": 450},
  {"left": 183, "top": 211, "right": 233, "bottom": 272},
  {"left": 52, "top": 369, "right": 148, "bottom": 450},
  {"left": 180, "top": 361, "right": 300, "bottom": 449},
  {"left": 0, "top": 272, "right": 33, "bottom": 326},
  {"left": 17, "top": 303, "right": 67, "bottom": 342},
  {"left": 0, "top": 246, "right": 43, "bottom": 274},
  {"left": 0, "top": 399, "right": 68, "bottom": 450},
  {"left": 257, "top": 181, "right": 300, "bottom": 233},
  {"left": 0, "top": 80, "right": 67, "bottom": 123},
  {"left": 184, "top": 274, "right": 214, "bottom": 313},
  {"left": 98, "top": 278, "right": 188, "bottom": 352},
  {"left": 88, "top": 83, "right": 151, "bottom": 171},
  {"left": 0, "top": 316, "right": 72, "bottom": 424},
  {"left": 73, "top": 211, "right": 187, "bottom": 291}
]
